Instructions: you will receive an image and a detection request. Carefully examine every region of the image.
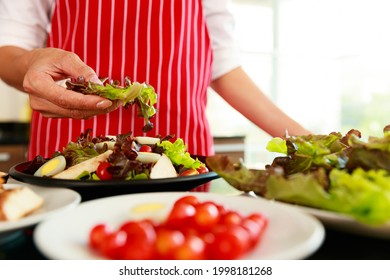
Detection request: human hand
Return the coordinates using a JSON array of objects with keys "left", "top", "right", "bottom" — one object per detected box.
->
[{"left": 22, "top": 48, "right": 120, "bottom": 119}]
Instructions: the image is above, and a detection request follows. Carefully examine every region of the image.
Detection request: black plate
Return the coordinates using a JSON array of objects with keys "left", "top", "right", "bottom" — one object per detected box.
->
[{"left": 9, "top": 159, "right": 219, "bottom": 201}]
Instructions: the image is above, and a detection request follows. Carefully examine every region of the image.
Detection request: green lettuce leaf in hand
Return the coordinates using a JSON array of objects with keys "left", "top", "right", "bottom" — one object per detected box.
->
[{"left": 66, "top": 76, "right": 157, "bottom": 132}]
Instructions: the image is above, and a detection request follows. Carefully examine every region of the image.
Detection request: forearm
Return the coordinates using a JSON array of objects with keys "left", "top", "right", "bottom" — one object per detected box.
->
[
  {"left": 210, "top": 67, "right": 310, "bottom": 137},
  {"left": 0, "top": 46, "right": 31, "bottom": 91}
]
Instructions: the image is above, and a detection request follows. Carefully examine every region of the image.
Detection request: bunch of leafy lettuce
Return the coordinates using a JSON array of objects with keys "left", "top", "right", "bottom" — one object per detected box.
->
[
  {"left": 66, "top": 76, "right": 157, "bottom": 132},
  {"left": 206, "top": 125, "right": 390, "bottom": 225}
]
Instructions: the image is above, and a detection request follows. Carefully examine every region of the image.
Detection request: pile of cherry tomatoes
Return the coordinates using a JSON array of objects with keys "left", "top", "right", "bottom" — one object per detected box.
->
[{"left": 88, "top": 195, "right": 268, "bottom": 260}]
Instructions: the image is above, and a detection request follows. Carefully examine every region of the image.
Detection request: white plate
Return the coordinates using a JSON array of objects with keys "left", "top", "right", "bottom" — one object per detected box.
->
[
  {"left": 0, "top": 183, "right": 81, "bottom": 235},
  {"left": 277, "top": 201, "right": 390, "bottom": 239},
  {"left": 33, "top": 192, "right": 325, "bottom": 260}
]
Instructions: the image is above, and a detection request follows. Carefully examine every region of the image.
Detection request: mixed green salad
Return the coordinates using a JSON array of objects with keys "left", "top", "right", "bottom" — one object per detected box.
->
[
  {"left": 24, "top": 129, "right": 208, "bottom": 181},
  {"left": 206, "top": 125, "right": 390, "bottom": 225}
]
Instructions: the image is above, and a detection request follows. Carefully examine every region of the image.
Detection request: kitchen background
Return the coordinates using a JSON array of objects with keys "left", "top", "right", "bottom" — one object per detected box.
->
[
  {"left": 1, "top": 0, "right": 390, "bottom": 169},
  {"left": 207, "top": 0, "right": 390, "bottom": 164}
]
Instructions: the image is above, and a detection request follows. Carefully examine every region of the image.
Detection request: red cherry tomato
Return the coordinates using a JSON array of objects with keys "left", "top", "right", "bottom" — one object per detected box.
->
[
  {"left": 166, "top": 202, "right": 196, "bottom": 229},
  {"left": 241, "top": 215, "right": 268, "bottom": 248},
  {"left": 193, "top": 202, "right": 220, "bottom": 231},
  {"left": 139, "top": 145, "right": 153, "bottom": 152},
  {"left": 179, "top": 169, "right": 199, "bottom": 176},
  {"left": 247, "top": 213, "right": 269, "bottom": 229},
  {"left": 173, "top": 235, "right": 206, "bottom": 260},
  {"left": 219, "top": 210, "right": 243, "bottom": 226},
  {"left": 215, "top": 203, "right": 227, "bottom": 215},
  {"left": 88, "top": 196, "right": 269, "bottom": 260},
  {"left": 196, "top": 165, "right": 209, "bottom": 174},
  {"left": 120, "top": 238, "right": 156, "bottom": 260},
  {"left": 119, "top": 220, "right": 156, "bottom": 245},
  {"left": 155, "top": 228, "right": 185, "bottom": 259},
  {"left": 240, "top": 218, "right": 263, "bottom": 248},
  {"left": 119, "top": 220, "right": 157, "bottom": 260},
  {"left": 174, "top": 195, "right": 200, "bottom": 207},
  {"left": 96, "top": 162, "right": 113, "bottom": 180},
  {"left": 89, "top": 223, "right": 113, "bottom": 250},
  {"left": 99, "top": 230, "right": 127, "bottom": 259},
  {"left": 207, "top": 225, "right": 250, "bottom": 260}
]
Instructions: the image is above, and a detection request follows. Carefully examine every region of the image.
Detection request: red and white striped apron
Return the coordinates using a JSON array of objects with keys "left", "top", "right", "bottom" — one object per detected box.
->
[{"left": 28, "top": 0, "right": 214, "bottom": 164}]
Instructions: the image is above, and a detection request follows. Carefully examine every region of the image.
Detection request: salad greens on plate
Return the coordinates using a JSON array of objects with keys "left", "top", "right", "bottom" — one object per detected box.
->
[
  {"left": 206, "top": 125, "right": 390, "bottom": 225},
  {"left": 24, "top": 129, "right": 207, "bottom": 181}
]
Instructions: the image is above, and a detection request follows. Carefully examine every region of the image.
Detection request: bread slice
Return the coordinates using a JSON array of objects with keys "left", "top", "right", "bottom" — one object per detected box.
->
[{"left": 0, "top": 184, "right": 44, "bottom": 221}]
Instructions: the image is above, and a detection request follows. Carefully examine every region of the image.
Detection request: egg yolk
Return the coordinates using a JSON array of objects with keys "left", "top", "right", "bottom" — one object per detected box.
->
[
  {"left": 40, "top": 158, "right": 61, "bottom": 176},
  {"left": 131, "top": 203, "right": 165, "bottom": 213},
  {"left": 129, "top": 202, "right": 167, "bottom": 221}
]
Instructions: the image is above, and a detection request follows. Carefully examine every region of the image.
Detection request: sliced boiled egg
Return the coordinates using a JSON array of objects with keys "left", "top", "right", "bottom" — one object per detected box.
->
[
  {"left": 136, "top": 152, "right": 161, "bottom": 163},
  {"left": 129, "top": 202, "right": 168, "bottom": 222},
  {"left": 150, "top": 154, "right": 178, "bottom": 179},
  {"left": 134, "top": 136, "right": 160, "bottom": 145},
  {"left": 34, "top": 155, "right": 66, "bottom": 177},
  {"left": 95, "top": 135, "right": 117, "bottom": 150}
]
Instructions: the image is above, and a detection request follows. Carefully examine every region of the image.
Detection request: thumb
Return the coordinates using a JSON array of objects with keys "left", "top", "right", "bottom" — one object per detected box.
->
[{"left": 59, "top": 51, "right": 103, "bottom": 85}]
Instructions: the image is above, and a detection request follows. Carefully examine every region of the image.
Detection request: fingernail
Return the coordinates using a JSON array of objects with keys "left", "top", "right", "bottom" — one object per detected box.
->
[
  {"left": 90, "top": 76, "right": 103, "bottom": 85},
  {"left": 96, "top": 100, "right": 112, "bottom": 109}
]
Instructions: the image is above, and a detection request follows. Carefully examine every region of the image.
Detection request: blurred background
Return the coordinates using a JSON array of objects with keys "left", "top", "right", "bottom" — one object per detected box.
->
[
  {"left": 207, "top": 0, "right": 390, "bottom": 164},
  {"left": 1, "top": 0, "right": 390, "bottom": 168}
]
